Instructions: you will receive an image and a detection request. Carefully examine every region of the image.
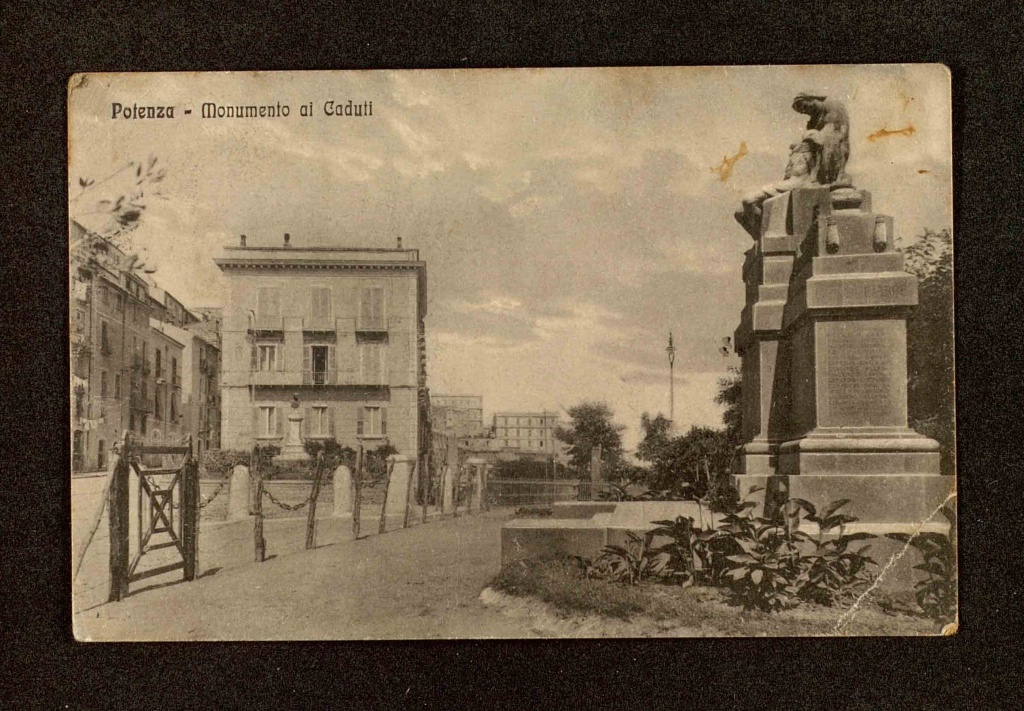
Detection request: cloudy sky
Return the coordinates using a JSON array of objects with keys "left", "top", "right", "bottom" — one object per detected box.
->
[{"left": 69, "top": 65, "right": 952, "bottom": 450}]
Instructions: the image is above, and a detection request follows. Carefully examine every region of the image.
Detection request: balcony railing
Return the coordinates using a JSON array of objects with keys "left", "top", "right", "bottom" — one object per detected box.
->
[{"left": 302, "top": 369, "right": 336, "bottom": 386}]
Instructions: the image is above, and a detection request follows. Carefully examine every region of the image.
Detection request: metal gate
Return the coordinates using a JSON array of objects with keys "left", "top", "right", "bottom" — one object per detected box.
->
[{"left": 107, "top": 432, "right": 199, "bottom": 601}]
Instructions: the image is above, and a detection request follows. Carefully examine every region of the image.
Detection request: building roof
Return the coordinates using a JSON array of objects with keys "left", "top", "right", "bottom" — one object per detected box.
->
[
  {"left": 149, "top": 317, "right": 186, "bottom": 348},
  {"left": 215, "top": 241, "right": 428, "bottom": 316}
]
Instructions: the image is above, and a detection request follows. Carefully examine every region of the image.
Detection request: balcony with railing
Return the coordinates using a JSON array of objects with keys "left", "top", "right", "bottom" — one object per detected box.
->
[{"left": 302, "top": 368, "right": 337, "bottom": 386}]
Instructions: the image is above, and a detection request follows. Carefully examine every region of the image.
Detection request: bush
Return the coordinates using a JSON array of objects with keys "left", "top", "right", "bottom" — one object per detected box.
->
[
  {"left": 887, "top": 502, "right": 957, "bottom": 622},
  {"left": 572, "top": 490, "right": 880, "bottom": 614},
  {"left": 200, "top": 446, "right": 279, "bottom": 479}
]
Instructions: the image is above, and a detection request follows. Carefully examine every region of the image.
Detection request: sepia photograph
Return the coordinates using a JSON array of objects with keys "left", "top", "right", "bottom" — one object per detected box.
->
[{"left": 68, "top": 65, "right": 955, "bottom": 640}]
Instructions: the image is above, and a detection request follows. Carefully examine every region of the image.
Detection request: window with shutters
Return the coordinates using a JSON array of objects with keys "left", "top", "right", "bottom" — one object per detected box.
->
[
  {"left": 311, "top": 287, "right": 332, "bottom": 320},
  {"left": 358, "top": 286, "right": 386, "bottom": 331},
  {"left": 256, "top": 344, "right": 277, "bottom": 371},
  {"left": 309, "top": 406, "right": 331, "bottom": 437},
  {"left": 357, "top": 406, "right": 387, "bottom": 437},
  {"left": 259, "top": 406, "right": 277, "bottom": 437}
]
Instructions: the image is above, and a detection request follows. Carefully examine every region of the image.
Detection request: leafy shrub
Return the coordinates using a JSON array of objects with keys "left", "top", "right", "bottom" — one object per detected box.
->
[
  {"left": 887, "top": 502, "right": 957, "bottom": 621},
  {"left": 573, "top": 489, "right": 879, "bottom": 614},
  {"left": 787, "top": 498, "right": 877, "bottom": 606},
  {"left": 716, "top": 500, "right": 804, "bottom": 612},
  {"left": 596, "top": 531, "right": 667, "bottom": 585},
  {"left": 200, "top": 446, "right": 279, "bottom": 479},
  {"left": 199, "top": 449, "right": 250, "bottom": 479},
  {"left": 303, "top": 438, "right": 357, "bottom": 479},
  {"left": 361, "top": 443, "right": 398, "bottom": 488}
]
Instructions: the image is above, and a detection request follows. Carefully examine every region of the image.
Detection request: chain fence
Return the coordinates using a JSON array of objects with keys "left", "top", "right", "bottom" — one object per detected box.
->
[
  {"left": 261, "top": 487, "right": 313, "bottom": 512},
  {"left": 74, "top": 448, "right": 501, "bottom": 615}
]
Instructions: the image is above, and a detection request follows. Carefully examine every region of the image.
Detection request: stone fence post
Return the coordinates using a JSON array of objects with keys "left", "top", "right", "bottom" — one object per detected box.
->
[
  {"left": 333, "top": 464, "right": 353, "bottom": 517},
  {"left": 441, "top": 465, "right": 454, "bottom": 515},
  {"left": 467, "top": 458, "right": 485, "bottom": 513},
  {"left": 228, "top": 464, "right": 250, "bottom": 521},
  {"left": 384, "top": 455, "right": 415, "bottom": 522}
]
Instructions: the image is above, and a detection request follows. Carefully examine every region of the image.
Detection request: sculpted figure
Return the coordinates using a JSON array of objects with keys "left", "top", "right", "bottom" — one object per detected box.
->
[
  {"left": 792, "top": 92, "right": 850, "bottom": 186},
  {"left": 734, "top": 93, "right": 852, "bottom": 238},
  {"left": 734, "top": 140, "right": 814, "bottom": 237}
]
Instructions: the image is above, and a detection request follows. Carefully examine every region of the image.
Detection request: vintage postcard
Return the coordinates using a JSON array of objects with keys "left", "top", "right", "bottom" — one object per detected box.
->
[{"left": 69, "top": 66, "right": 955, "bottom": 640}]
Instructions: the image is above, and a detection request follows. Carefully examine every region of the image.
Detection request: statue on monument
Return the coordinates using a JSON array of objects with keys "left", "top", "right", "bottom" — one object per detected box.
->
[{"left": 735, "top": 93, "right": 852, "bottom": 238}]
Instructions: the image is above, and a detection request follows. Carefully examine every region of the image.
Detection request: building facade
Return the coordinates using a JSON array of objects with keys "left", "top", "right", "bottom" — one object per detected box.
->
[
  {"left": 214, "top": 234, "right": 428, "bottom": 459},
  {"left": 430, "top": 394, "right": 484, "bottom": 437},
  {"left": 492, "top": 411, "right": 561, "bottom": 455},
  {"left": 153, "top": 318, "right": 222, "bottom": 455},
  {"left": 71, "top": 220, "right": 223, "bottom": 471}
]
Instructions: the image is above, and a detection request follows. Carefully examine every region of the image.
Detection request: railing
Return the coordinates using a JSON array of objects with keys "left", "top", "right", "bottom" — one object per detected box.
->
[
  {"left": 487, "top": 479, "right": 583, "bottom": 507},
  {"left": 302, "top": 369, "right": 336, "bottom": 386}
]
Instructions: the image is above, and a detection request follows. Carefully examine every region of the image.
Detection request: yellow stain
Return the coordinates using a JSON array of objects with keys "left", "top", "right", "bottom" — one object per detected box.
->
[
  {"left": 710, "top": 142, "right": 748, "bottom": 182},
  {"left": 867, "top": 125, "right": 917, "bottom": 142}
]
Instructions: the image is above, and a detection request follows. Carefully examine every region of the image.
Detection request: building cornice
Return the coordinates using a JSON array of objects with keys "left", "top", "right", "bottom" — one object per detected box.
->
[{"left": 213, "top": 259, "right": 426, "bottom": 272}]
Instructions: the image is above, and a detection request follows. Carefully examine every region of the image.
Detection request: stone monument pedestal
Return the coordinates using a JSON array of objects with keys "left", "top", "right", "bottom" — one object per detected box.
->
[
  {"left": 732, "top": 186, "right": 953, "bottom": 533},
  {"left": 278, "top": 409, "right": 307, "bottom": 461}
]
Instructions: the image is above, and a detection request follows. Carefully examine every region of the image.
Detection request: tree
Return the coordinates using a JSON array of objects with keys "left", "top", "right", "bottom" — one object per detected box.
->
[
  {"left": 714, "top": 367, "right": 743, "bottom": 445},
  {"left": 70, "top": 155, "right": 167, "bottom": 256},
  {"left": 554, "top": 401, "right": 626, "bottom": 479},
  {"left": 637, "top": 419, "right": 734, "bottom": 496},
  {"left": 903, "top": 228, "right": 955, "bottom": 476}
]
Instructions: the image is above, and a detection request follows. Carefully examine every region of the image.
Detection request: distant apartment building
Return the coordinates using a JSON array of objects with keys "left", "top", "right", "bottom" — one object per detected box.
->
[
  {"left": 492, "top": 411, "right": 562, "bottom": 456},
  {"left": 152, "top": 317, "right": 222, "bottom": 454},
  {"left": 430, "top": 394, "right": 484, "bottom": 437},
  {"left": 214, "top": 233, "right": 428, "bottom": 459}
]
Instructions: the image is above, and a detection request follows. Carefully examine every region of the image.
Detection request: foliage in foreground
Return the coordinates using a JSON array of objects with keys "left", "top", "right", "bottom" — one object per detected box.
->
[
  {"left": 887, "top": 502, "right": 957, "bottom": 622},
  {"left": 575, "top": 491, "right": 880, "bottom": 613}
]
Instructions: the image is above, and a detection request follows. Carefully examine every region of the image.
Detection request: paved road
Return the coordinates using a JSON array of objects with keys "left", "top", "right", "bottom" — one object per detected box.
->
[{"left": 74, "top": 509, "right": 540, "bottom": 641}]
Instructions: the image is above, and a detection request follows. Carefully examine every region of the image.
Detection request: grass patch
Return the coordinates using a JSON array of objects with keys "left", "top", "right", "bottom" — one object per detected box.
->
[
  {"left": 489, "top": 558, "right": 941, "bottom": 636},
  {"left": 491, "top": 558, "right": 648, "bottom": 620}
]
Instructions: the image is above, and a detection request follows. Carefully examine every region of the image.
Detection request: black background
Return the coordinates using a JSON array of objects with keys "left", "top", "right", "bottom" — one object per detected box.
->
[{"left": 2, "top": 1, "right": 1021, "bottom": 707}]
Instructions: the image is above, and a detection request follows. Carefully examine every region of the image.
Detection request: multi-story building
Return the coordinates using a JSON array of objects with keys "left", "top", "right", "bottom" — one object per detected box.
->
[
  {"left": 71, "top": 220, "right": 223, "bottom": 471},
  {"left": 147, "top": 318, "right": 186, "bottom": 452},
  {"left": 151, "top": 317, "right": 221, "bottom": 455},
  {"left": 430, "top": 394, "right": 484, "bottom": 437},
  {"left": 214, "top": 233, "right": 428, "bottom": 459},
  {"left": 71, "top": 221, "right": 158, "bottom": 471},
  {"left": 492, "top": 411, "right": 562, "bottom": 456}
]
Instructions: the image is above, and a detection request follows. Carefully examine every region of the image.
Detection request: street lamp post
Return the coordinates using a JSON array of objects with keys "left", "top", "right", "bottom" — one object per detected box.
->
[{"left": 666, "top": 331, "right": 676, "bottom": 428}]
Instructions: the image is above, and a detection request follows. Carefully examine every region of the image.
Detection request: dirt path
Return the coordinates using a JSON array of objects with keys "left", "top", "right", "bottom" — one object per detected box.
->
[{"left": 74, "top": 509, "right": 544, "bottom": 641}]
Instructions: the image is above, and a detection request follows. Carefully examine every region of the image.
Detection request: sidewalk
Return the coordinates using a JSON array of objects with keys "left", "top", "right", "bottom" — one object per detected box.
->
[{"left": 74, "top": 509, "right": 540, "bottom": 641}]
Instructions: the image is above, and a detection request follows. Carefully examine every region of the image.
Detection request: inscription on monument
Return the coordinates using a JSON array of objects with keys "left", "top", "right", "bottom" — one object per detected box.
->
[{"left": 820, "top": 321, "right": 904, "bottom": 427}]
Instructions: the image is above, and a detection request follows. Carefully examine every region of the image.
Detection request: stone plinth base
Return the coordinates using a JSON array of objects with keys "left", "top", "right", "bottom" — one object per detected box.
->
[
  {"left": 778, "top": 430, "right": 940, "bottom": 477},
  {"left": 739, "top": 439, "right": 778, "bottom": 476},
  {"left": 733, "top": 473, "right": 954, "bottom": 524}
]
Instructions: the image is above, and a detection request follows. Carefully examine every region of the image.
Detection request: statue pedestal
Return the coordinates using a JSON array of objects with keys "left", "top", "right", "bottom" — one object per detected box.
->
[
  {"left": 278, "top": 410, "right": 307, "bottom": 461},
  {"left": 732, "top": 187, "right": 953, "bottom": 568}
]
